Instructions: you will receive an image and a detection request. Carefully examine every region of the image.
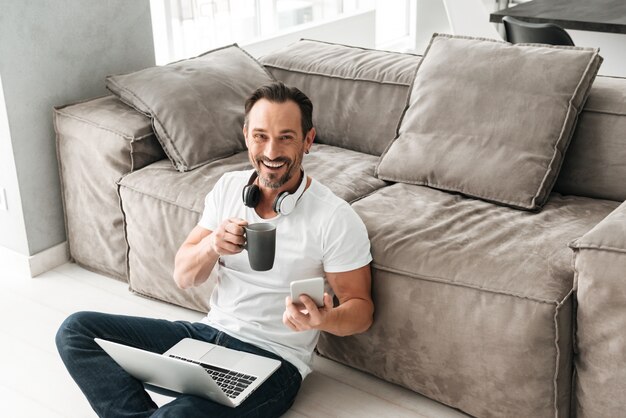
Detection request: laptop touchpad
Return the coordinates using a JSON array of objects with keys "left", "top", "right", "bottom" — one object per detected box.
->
[{"left": 200, "top": 346, "right": 245, "bottom": 369}]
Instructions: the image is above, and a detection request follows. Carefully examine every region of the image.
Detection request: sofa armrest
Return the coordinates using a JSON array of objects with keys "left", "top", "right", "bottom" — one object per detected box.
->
[
  {"left": 55, "top": 95, "right": 165, "bottom": 280},
  {"left": 572, "top": 199, "right": 626, "bottom": 253},
  {"left": 570, "top": 200, "right": 626, "bottom": 418}
]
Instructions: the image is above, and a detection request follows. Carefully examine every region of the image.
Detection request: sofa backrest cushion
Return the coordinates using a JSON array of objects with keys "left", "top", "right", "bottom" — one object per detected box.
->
[
  {"left": 376, "top": 33, "right": 603, "bottom": 211},
  {"left": 555, "top": 75, "right": 626, "bottom": 202},
  {"left": 260, "top": 39, "right": 421, "bottom": 156},
  {"left": 106, "top": 45, "right": 275, "bottom": 172}
]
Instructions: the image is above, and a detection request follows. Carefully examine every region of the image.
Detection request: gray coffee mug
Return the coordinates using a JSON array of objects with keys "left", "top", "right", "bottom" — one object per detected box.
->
[{"left": 243, "top": 223, "right": 276, "bottom": 271}]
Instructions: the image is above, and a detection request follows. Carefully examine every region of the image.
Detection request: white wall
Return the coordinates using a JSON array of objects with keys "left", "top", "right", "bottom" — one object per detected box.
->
[
  {"left": 0, "top": 1, "right": 155, "bottom": 258},
  {"left": 569, "top": 31, "right": 626, "bottom": 78},
  {"left": 414, "top": 0, "right": 452, "bottom": 53},
  {"left": 0, "top": 75, "right": 28, "bottom": 255}
]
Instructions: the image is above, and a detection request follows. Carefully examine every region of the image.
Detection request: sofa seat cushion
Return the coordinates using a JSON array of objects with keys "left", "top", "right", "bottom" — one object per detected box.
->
[
  {"left": 118, "top": 153, "right": 253, "bottom": 311},
  {"left": 120, "top": 153, "right": 252, "bottom": 215},
  {"left": 356, "top": 183, "right": 619, "bottom": 301},
  {"left": 304, "top": 144, "right": 389, "bottom": 203},
  {"left": 117, "top": 144, "right": 388, "bottom": 311},
  {"left": 120, "top": 143, "right": 388, "bottom": 214},
  {"left": 317, "top": 183, "right": 618, "bottom": 417}
]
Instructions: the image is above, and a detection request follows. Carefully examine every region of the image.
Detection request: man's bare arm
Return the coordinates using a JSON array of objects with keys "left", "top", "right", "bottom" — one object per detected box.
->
[
  {"left": 283, "top": 264, "right": 374, "bottom": 336},
  {"left": 173, "top": 218, "right": 247, "bottom": 289}
]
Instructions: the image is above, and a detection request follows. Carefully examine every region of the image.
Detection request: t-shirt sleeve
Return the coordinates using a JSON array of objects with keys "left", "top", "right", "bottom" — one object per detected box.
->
[
  {"left": 322, "top": 202, "right": 372, "bottom": 273},
  {"left": 197, "top": 175, "right": 225, "bottom": 231}
]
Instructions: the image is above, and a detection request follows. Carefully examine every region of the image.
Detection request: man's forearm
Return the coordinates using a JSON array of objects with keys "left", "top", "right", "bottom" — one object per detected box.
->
[
  {"left": 319, "top": 298, "right": 374, "bottom": 337},
  {"left": 173, "top": 236, "right": 219, "bottom": 289}
]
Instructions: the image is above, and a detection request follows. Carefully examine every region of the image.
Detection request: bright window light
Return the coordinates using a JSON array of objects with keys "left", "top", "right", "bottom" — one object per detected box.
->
[{"left": 150, "top": 0, "right": 376, "bottom": 64}]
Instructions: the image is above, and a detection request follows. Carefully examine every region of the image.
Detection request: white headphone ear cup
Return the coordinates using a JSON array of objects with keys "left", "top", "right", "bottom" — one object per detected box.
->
[
  {"left": 273, "top": 192, "right": 286, "bottom": 214},
  {"left": 272, "top": 168, "right": 307, "bottom": 215},
  {"left": 275, "top": 193, "right": 297, "bottom": 215}
]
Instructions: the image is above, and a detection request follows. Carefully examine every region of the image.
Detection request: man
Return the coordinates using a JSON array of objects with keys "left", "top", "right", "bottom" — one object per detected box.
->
[{"left": 56, "top": 82, "right": 374, "bottom": 417}]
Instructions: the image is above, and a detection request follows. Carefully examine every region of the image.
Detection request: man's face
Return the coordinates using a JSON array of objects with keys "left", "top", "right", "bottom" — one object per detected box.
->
[{"left": 244, "top": 99, "right": 314, "bottom": 190}]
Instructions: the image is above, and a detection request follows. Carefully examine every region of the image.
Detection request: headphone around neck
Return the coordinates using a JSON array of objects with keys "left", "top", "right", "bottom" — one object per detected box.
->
[{"left": 242, "top": 168, "right": 307, "bottom": 215}]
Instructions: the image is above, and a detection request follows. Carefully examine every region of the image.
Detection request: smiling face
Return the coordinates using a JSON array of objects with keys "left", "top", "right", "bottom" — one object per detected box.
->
[{"left": 244, "top": 98, "right": 315, "bottom": 191}]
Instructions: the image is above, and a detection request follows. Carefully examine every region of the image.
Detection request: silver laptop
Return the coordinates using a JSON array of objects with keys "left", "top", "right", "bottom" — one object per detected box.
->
[{"left": 94, "top": 337, "right": 281, "bottom": 408}]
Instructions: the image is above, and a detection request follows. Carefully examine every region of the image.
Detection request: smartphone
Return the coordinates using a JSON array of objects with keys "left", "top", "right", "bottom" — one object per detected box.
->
[{"left": 290, "top": 277, "right": 325, "bottom": 308}]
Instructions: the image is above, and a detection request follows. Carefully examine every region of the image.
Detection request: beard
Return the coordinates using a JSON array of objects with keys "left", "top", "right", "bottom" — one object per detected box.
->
[{"left": 252, "top": 153, "right": 302, "bottom": 190}]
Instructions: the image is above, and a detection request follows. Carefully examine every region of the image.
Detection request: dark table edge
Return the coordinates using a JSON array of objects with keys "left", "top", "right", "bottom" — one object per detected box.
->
[{"left": 490, "top": 9, "right": 626, "bottom": 34}]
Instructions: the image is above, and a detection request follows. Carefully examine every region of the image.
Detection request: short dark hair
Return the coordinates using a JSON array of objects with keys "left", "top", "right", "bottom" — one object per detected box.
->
[{"left": 244, "top": 82, "right": 313, "bottom": 136}]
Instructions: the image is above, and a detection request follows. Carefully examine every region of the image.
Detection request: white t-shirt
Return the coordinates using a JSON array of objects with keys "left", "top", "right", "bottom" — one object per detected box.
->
[{"left": 197, "top": 169, "right": 372, "bottom": 378}]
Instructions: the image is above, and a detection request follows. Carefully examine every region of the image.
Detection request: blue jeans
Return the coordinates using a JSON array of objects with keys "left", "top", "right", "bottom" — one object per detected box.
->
[{"left": 55, "top": 311, "right": 302, "bottom": 417}]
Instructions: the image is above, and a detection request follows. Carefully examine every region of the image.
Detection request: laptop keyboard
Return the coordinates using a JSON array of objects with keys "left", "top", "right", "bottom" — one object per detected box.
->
[{"left": 169, "top": 355, "right": 258, "bottom": 398}]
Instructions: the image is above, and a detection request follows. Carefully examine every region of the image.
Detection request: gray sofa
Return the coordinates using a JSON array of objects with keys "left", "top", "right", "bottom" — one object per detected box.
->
[{"left": 54, "top": 37, "right": 626, "bottom": 417}]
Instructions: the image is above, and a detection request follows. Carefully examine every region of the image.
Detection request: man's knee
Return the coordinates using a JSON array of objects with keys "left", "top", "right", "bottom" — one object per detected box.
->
[{"left": 55, "top": 311, "right": 96, "bottom": 356}]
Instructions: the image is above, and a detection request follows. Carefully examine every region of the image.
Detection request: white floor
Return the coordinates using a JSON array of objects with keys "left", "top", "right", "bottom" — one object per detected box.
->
[{"left": 0, "top": 262, "right": 468, "bottom": 417}]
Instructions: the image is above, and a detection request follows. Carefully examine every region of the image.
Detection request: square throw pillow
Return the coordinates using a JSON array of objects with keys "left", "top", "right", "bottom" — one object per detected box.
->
[
  {"left": 376, "top": 33, "right": 602, "bottom": 210},
  {"left": 106, "top": 45, "right": 275, "bottom": 172}
]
